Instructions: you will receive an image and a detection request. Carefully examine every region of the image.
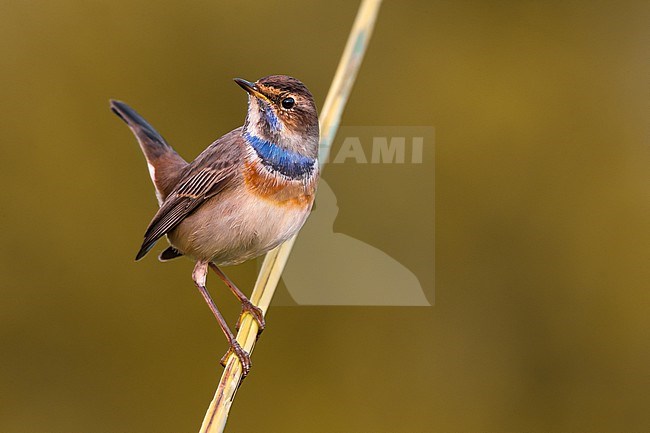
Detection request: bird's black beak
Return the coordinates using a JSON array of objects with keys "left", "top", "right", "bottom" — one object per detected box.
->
[{"left": 234, "top": 78, "right": 268, "bottom": 101}]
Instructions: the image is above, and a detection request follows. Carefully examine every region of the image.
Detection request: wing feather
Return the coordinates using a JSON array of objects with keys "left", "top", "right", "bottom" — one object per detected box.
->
[{"left": 134, "top": 130, "right": 244, "bottom": 260}]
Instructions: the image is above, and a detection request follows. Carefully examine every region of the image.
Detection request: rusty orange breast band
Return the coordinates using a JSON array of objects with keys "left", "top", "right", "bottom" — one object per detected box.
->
[{"left": 243, "top": 159, "right": 317, "bottom": 208}]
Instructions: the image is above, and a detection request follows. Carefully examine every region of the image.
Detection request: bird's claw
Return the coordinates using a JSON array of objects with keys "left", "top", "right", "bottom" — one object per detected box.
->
[
  {"left": 220, "top": 341, "right": 252, "bottom": 377},
  {"left": 236, "top": 300, "right": 265, "bottom": 335}
]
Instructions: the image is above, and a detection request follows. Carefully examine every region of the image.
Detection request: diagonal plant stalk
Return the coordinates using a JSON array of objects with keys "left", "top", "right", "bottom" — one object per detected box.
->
[{"left": 198, "top": 1, "right": 382, "bottom": 431}]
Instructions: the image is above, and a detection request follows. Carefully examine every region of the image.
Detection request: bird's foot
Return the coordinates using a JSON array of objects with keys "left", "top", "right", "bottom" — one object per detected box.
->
[
  {"left": 220, "top": 340, "right": 252, "bottom": 377},
  {"left": 236, "top": 300, "right": 265, "bottom": 335}
]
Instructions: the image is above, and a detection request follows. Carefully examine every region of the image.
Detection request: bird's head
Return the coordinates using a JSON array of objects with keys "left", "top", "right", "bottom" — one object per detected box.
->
[{"left": 235, "top": 75, "right": 319, "bottom": 159}]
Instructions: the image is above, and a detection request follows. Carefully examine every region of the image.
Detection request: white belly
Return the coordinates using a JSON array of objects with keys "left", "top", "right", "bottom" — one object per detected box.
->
[{"left": 167, "top": 188, "right": 312, "bottom": 265}]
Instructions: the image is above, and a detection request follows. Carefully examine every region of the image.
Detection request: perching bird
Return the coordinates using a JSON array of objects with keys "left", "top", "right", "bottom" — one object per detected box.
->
[{"left": 110, "top": 75, "right": 319, "bottom": 375}]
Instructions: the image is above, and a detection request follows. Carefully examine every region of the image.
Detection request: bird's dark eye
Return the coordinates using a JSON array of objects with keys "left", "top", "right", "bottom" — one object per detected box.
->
[{"left": 281, "top": 97, "right": 295, "bottom": 109}]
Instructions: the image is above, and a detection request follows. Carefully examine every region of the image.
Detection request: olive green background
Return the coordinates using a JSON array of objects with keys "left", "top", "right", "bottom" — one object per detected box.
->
[{"left": 1, "top": 1, "right": 649, "bottom": 432}]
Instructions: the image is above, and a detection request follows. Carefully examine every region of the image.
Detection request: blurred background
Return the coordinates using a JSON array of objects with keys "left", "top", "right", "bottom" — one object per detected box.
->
[{"left": 1, "top": 1, "right": 649, "bottom": 432}]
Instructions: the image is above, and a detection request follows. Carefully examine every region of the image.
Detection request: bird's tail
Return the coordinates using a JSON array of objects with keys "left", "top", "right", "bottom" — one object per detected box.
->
[{"left": 110, "top": 100, "right": 188, "bottom": 204}]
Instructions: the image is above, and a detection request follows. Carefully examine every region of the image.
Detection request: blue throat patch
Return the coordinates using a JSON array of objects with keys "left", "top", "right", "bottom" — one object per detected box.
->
[
  {"left": 244, "top": 132, "right": 315, "bottom": 178},
  {"left": 262, "top": 105, "right": 281, "bottom": 132}
]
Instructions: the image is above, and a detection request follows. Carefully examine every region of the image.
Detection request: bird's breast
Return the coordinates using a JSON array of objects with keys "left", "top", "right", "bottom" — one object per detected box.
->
[
  {"left": 167, "top": 157, "right": 318, "bottom": 265},
  {"left": 242, "top": 158, "right": 318, "bottom": 209}
]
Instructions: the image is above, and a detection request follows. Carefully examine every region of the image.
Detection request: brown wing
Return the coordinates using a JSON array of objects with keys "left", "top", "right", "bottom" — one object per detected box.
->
[{"left": 135, "top": 129, "right": 244, "bottom": 260}]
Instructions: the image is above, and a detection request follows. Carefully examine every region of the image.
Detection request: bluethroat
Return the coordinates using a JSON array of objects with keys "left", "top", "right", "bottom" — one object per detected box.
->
[{"left": 110, "top": 75, "right": 319, "bottom": 376}]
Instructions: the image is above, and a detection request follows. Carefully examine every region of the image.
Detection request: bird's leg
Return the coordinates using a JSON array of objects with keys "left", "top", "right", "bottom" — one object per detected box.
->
[
  {"left": 192, "top": 261, "right": 251, "bottom": 376},
  {"left": 209, "top": 262, "right": 265, "bottom": 334}
]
